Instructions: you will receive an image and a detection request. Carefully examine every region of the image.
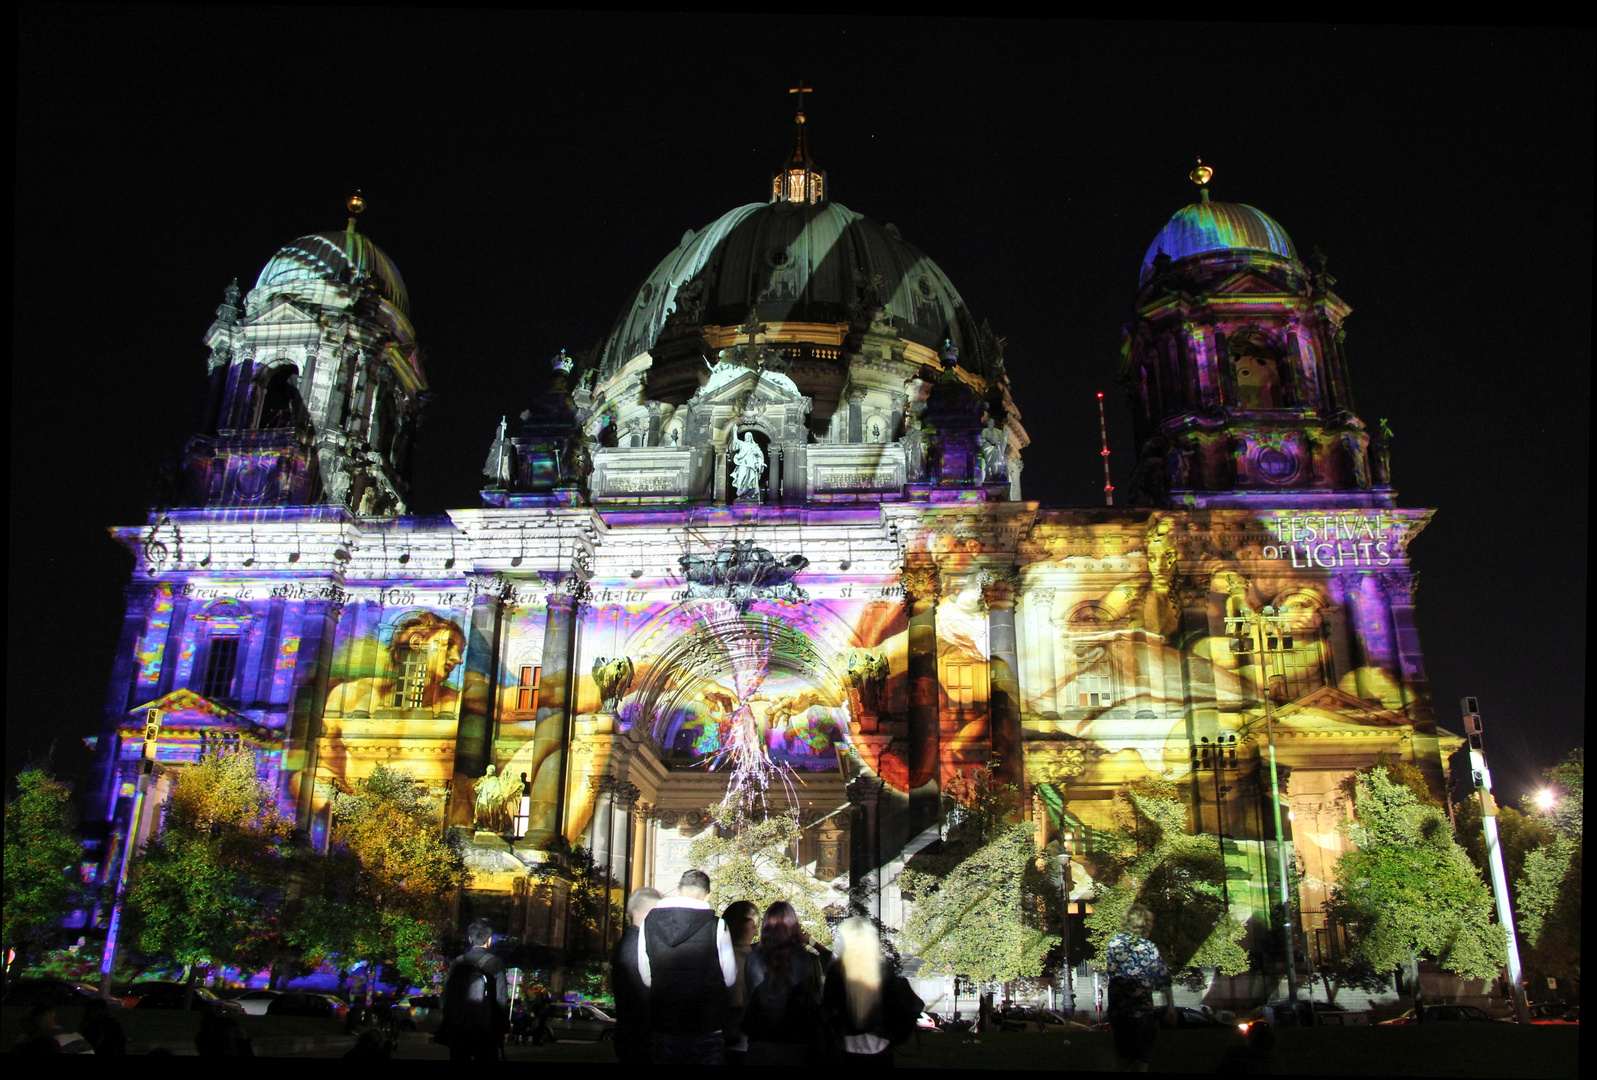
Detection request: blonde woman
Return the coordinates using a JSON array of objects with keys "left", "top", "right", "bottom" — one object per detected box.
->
[
  {"left": 1105, "top": 903, "right": 1172, "bottom": 1072},
  {"left": 822, "top": 916, "right": 920, "bottom": 1066}
]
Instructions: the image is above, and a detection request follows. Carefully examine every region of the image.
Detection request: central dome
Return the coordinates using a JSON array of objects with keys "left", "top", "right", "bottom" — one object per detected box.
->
[{"left": 598, "top": 200, "right": 979, "bottom": 375}]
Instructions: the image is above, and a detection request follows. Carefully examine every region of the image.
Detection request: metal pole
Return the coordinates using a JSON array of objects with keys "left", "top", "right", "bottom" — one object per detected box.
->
[
  {"left": 1462, "top": 698, "right": 1531, "bottom": 1026},
  {"left": 1228, "top": 607, "right": 1299, "bottom": 1004}
]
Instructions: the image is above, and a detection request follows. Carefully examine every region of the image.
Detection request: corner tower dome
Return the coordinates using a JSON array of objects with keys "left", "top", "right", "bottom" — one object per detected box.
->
[{"left": 1140, "top": 165, "right": 1297, "bottom": 285}]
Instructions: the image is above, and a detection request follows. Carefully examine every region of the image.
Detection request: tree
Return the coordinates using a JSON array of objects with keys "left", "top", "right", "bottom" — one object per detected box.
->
[
  {"left": 124, "top": 750, "right": 290, "bottom": 980},
  {"left": 898, "top": 765, "right": 1057, "bottom": 1023},
  {"left": 1082, "top": 777, "right": 1247, "bottom": 990},
  {"left": 3, "top": 767, "right": 81, "bottom": 970},
  {"left": 1338, "top": 751, "right": 1443, "bottom": 809},
  {"left": 1513, "top": 749, "right": 1581, "bottom": 988},
  {"left": 688, "top": 808, "right": 835, "bottom": 946},
  {"left": 294, "top": 763, "right": 464, "bottom": 990},
  {"left": 1328, "top": 767, "right": 1505, "bottom": 995},
  {"left": 1455, "top": 798, "right": 1552, "bottom": 914}
]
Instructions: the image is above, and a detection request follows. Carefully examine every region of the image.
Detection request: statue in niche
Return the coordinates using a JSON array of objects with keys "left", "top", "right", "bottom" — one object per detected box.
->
[
  {"left": 1370, "top": 418, "right": 1394, "bottom": 487},
  {"left": 473, "top": 764, "right": 511, "bottom": 834},
  {"left": 731, "top": 432, "right": 765, "bottom": 499},
  {"left": 978, "top": 418, "right": 1007, "bottom": 482},
  {"left": 842, "top": 648, "right": 890, "bottom": 713},
  {"left": 1343, "top": 432, "right": 1371, "bottom": 489}
]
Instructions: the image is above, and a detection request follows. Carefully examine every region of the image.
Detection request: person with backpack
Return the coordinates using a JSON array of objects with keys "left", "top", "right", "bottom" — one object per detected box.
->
[
  {"left": 823, "top": 916, "right": 924, "bottom": 1065},
  {"left": 436, "top": 918, "right": 509, "bottom": 1060}
]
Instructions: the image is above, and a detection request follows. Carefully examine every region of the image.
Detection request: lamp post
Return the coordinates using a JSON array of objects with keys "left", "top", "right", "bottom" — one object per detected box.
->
[
  {"left": 1058, "top": 831, "right": 1075, "bottom": 1016},
  {"left": 1224, "top": 604, "right": 1299, "bottom": 1004}
]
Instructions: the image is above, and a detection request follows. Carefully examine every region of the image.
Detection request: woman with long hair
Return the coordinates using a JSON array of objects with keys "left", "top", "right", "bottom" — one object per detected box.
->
[
  {"left": 822, "top": 916, "right": 896, "bottom": 1065},
  {"left": 1105, "top": 903, "right": 1172, "bottom": 1072},
  {"left": 742, "top": 901, "right": 829, "bottom": 1065}
]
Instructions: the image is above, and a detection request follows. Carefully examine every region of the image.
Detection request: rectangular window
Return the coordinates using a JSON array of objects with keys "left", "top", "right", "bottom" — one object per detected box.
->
[
  {"left": 202, "top": 637, "right": 239, "bottom": 700},
  {"left": 946, "top": 664, "right": 975, "bottom": 708},
  {"left": 394, "top": 647, "right": 428, "bottom": 709},
  {"left": 517, "top": 665, "right": 542, "bottom": 711},
  {"left": 1079, "top": 673, "right": 1112, "bottom": 708}
]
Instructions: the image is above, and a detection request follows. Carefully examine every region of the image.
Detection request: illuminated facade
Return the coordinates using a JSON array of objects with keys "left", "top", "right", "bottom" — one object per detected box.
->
[{"left": 86, "top": 124, "right": 1460, "bottom": 980}]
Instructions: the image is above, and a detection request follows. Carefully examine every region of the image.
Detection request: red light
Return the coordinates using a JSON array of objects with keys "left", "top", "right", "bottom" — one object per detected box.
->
[{"left": 1096, "top": 392, "right": 1104, "bottom": 399}]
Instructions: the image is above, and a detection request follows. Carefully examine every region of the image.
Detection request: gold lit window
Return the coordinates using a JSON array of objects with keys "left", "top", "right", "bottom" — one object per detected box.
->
[{"left": 517, "top": 665, "right": 541, "bottom": 711}]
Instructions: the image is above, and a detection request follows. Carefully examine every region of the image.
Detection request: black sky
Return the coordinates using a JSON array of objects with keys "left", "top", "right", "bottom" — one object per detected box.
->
[{"left": 12, "top": 9, "right": 1591, "bottom": 807}]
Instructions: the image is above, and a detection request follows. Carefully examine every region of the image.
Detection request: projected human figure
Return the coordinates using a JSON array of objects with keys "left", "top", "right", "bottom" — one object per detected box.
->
[{"left": 731, "top": 432, "right": 765, "bottom": 499}]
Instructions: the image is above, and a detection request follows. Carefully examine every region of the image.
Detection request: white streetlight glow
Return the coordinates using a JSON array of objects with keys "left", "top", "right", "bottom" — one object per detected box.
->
[{"left": 1534, "top": 789, "right": 1556, "bottom": 810}]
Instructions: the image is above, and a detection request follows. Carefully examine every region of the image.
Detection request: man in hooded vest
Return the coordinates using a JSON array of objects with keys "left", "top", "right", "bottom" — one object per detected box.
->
[{"left": 638, "top": 868, "right": 738, "bottom": 1063}]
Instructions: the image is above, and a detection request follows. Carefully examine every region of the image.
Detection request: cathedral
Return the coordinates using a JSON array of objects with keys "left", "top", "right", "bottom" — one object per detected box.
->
[{"left": 85, "top": 102, "right": 1460, "bottom": 992}]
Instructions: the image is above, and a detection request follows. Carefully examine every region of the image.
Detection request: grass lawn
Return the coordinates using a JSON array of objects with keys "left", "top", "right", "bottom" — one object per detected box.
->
[
  {"left": 898, "top": 1025, "right": 1579, "bottom": 1076},
  {"left": 1, "top": 1003, "right": 346, "bottom": 1052}
]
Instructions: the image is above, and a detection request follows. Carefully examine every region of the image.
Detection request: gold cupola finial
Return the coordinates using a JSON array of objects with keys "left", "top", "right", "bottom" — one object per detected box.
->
[
  {"left": 773, "top": 83, "right": 825, "bottom": 205},
  {"left": 346, "top": 189, "right": 365, "bottom": 233},
  {"left": 1189, "top": 159, "right": 1213, "bottom": 202}
]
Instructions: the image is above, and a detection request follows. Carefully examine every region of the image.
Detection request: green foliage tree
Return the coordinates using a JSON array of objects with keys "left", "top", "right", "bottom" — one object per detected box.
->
[
  {"left": 1328, "top": 767, "right": 1505, "bottom": 991},
  {"left": 3, "top": 767, "right": 82, "bottom": 968},
  {"left": 688, "top": 808, "right": 835, "bottom": 946},
  {"left": 291, "top": 763, "right": 464, "bottom": 989},
  {"left": 1338, "top": 751, "right": 1443, "bottom": 809},
  {"left": 1513, "top": 749, "right": 1581, "bottom": 988},
  {"left": 124, "top": 750, "right": 290, "bottom": 978},
  {"left": 1455, "top": 797, "right": 1552, "bottom": 913},
  {"left": 1082, "top": 777, "right": 1247, "bottom": 989},
  {"left": 898, "top": 765, "right": 1057, "bottom": 1010}
]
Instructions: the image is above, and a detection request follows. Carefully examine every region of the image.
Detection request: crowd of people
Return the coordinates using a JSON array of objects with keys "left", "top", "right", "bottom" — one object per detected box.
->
[{"left": 437, "top": 868, "right": 923, "bottom": 1065}]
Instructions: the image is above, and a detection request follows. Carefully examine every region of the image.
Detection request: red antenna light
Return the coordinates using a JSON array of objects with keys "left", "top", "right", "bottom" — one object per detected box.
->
[{"left": 1097, "top": 392, "right": 1114, "bottom": 506}]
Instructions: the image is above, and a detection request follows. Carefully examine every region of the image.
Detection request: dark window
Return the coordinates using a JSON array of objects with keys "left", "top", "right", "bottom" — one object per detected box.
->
[
  {"left": 203, "top": 637, "right": 239, "bottom": 699},
  {"left": 393, "top": 646, "right": 428, "bottom": 709}
]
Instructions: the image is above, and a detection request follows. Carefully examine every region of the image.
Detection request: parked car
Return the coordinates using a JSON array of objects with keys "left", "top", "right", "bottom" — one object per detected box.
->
[
  {"left": 390, "top": 993, "right": 443, "bottom": 1033},
  {"left": 232, "top": 988, "right": 281, "bottom": 1016},
  {"left": 534, "top": 1002, "right": 616, "bottom": 1043},
  {"left": 1497, "top": 1003, "right": 1579, "bottom": 1025},
  {"left": 2, "top": 979, "right": 120, "bottom": 1007},
  {"left": 126, "top": 981, "right": 246, "bottom": 1016},
  {"left": 267, "top": 991, "right": 349, "bottom": 1020},
  {"left": 1378, "top": 1004, "right": 1494, "bottom": 1025},
  {"left": 1170, "top": 1006, "right": 1234, "bottom": 1029}
]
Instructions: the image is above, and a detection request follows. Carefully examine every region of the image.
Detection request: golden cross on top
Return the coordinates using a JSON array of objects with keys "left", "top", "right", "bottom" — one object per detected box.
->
[{"left": 789, "top": 81, "right": 813, "bottom": 116}]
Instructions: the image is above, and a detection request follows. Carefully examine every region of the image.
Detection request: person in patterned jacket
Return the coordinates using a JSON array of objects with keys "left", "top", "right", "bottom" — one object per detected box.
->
[{"left": 1105, "top": 904, "right": 1171, "bottom": 1072}]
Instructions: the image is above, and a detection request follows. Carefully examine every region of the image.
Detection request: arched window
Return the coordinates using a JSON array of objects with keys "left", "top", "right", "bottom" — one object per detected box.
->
[
  {"left": 393, "top": 643, "right": 430, "bottom": 709},
  {"left": 255, "top": 365, "right": 300, "bottom": 429}
]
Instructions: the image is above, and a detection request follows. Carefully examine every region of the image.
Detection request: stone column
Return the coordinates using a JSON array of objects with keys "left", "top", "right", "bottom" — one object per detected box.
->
[
  {"left": 902, "top": 565, "right": 941, "bottom": 833},
  {"left": 847, "top": 775, "right": 885, "bottom": 921},
  {"left": 1024, "top": 587, "right": 1057, "bottom": 725},
  {"left": 767, "top": 444, "right": 783, "bottom": 504},
  {"left": 983, "top": 568, "right": 1024, "bottom": 793},
  {"left": 713, "top": 441, "right": 728, "bottom": 503},
  {"left": 153, "top": 593, "right": 192, "bottom": 699},
  {"left": 611, "top": 783, "right": 640, "bottom": 898},
  {"left": 527, "top": 583, "right": 581, "bottom": 846},
  {"left": 847, "top": 388, "right": 865, "bottom": 443},
  {"left": 286, "top": 594, "right": 344, "bottom": 833},
  {"left": 450, "top": 575, "right": 507, "bottom": 824}
]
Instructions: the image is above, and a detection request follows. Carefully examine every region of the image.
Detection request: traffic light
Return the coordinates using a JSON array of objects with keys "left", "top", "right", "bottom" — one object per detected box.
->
[{"left": 1461, "top": 698, "right": 1483, "bottom": 751}]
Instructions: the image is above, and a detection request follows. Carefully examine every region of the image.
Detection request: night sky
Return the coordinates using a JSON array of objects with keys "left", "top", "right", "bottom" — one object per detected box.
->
[{"left": 13, "top": 9, "right": 1591, "bottom": 808}]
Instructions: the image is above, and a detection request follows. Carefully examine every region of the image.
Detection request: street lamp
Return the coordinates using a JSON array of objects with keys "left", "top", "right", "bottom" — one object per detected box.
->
[
  {"left": 1058, "top": 832, "right": 1075, "bottom": 1016},
  {"left": 1224, "top": 604, "right": 1300, "bottom": 1005},
  {"left": 1534, "top": 790, "right": 1556, "bottom": 811}
]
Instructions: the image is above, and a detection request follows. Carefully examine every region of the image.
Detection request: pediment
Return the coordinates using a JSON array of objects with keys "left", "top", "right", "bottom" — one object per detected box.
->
[
  {"left": 693, "top": 366, "right": 809, "bottom": 407},
  {"left": 1210, "top": 268, "right": 1291, "bottom": 296},
  {"left": 244, "top": 296, "right": 318, "bottom": 326},
  {"left": 125, "top": 689, "right": 280, "bottom": 741},
  {"left": 1272, "top": 684, "right": 1408, "bottom": 729}
]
